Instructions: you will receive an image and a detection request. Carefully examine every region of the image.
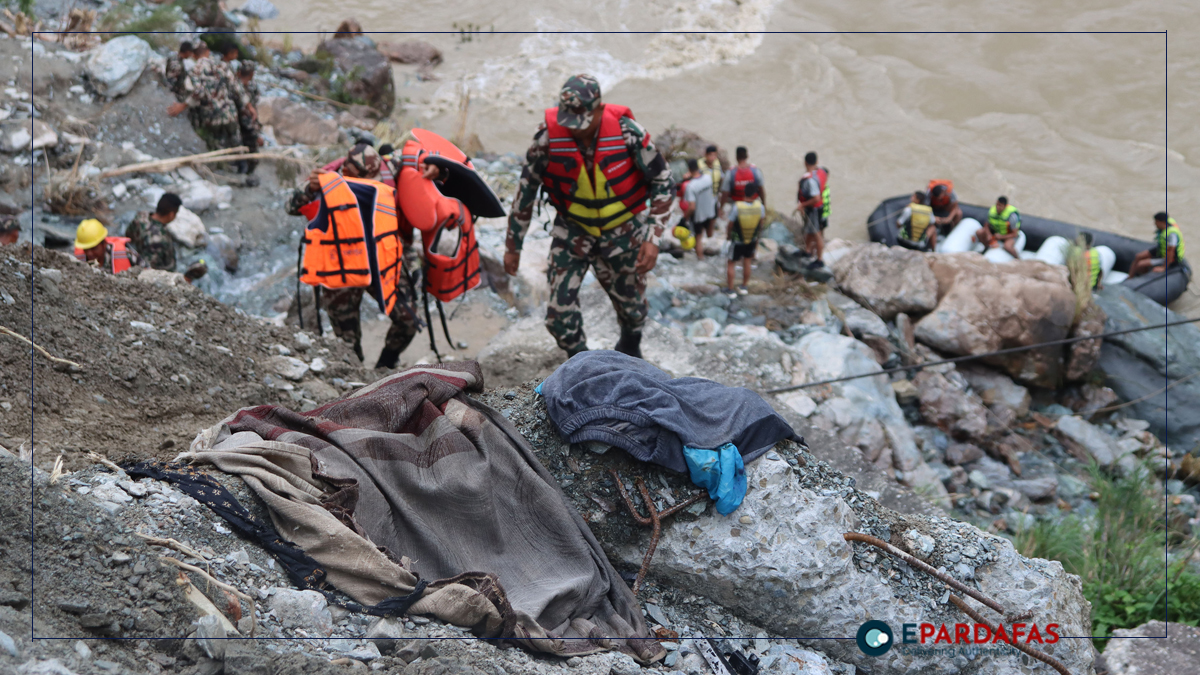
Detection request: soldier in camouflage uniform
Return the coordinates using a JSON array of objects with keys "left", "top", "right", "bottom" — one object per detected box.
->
[
  {"left": 287, "top": 144, "right": 421, "bottom": 368},
  {"left": 166, "top": 41, "right": 240, "bottom": 153},
  {"left": 163, "top": 41, "right": 194, "bottom": 102},
  {"left": 235, "top": 61, "right": 263, "bottom": 177},
  {"left": 124, "top": 193, "right": 181, "bottom": 272},
  {"left": 504, "top": 75, "right": 675, "bottom": 358}
]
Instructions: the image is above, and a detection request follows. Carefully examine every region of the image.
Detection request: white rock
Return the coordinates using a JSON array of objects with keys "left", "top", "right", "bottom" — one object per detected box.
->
[
  {"left": 903, "top": 529, "right": 936, "bottom": 560},
  {"left": 685, "top": 318, "right": 721, "bottom": 338},
  {"left": 112, "top": 183, "right": 127, "bottom": 199},
  {"left": 194, "top": 614, "right": 226, "bottom": 660},
  {"left": 268, "top": 589, "right": 333, "bottom": 634},
  {"left": 0, "top": 119, "right": 57, "bottom": 153},
  {"left": 721, "top": 324, "right": 769, "bottom": 338},
  {"left": 129, "top": 321, "right": 156, "bottom": 332},
  {"left": 779, "top": 392, "right": 817, "bottom": 417},
  {"left": 293, "top": 332, "right": 314, "bottom": 352},
  {"left": 166, "top": 206, "right": 207, "bottom": 248},
  {"left": 309, "top": 357, "right": 328, "bottom": 373},
  {"left": 85, "top": 35, "right": 153, "bottom": 98},
  {"left": 272, "top": 355, "right": 310, "bottom": 382},
  {"left": 240, "top": 0, "right": 280, "bottom": 20},
  {"left": 1057, "top": 416, "right": 1137, "bottom": 472},
  {"left": 365, "top": 617, "right": 406, "bottom": 653}
]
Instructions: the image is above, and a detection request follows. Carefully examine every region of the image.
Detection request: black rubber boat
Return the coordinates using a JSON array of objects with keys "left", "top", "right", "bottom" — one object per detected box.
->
[{"left": 866, "top": 194, "right": 1191, "bottom": 306}]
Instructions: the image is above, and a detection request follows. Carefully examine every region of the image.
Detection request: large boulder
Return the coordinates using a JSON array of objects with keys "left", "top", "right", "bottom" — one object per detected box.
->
[
  {"left": 786, "top": 331, "right": 948, "bottom": 501},
  {"left": 914, "top": 253, "right": 1076, "bottom": 387},
  {"left": 85, "top": 35, "right": 153, "bottom": 98},
  {"left": 608, "top": 451, "right": 1094, "bottom": 674},
  {"left": 1094, "top": 283, "right": 1200, "bottom": 450},
  {"left": 257, "top": 97, "right": 340, "bottom": 146},
  {"left": 316, "top": 37, "right": 395, "bottom": 117},
  {"left": 913, "top": 369, "right": 990, "bottom": 440},
  {"left": 1101, "top": 621, "right": 1200, "bottom": 675},
  {"left": 830, "top": 243, "right": 937, "bottom": 321}
]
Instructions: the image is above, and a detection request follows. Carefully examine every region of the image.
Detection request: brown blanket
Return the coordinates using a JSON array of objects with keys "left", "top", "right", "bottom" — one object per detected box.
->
[{"left": 183, "top": 362, "right": 661, "bottom": 661}]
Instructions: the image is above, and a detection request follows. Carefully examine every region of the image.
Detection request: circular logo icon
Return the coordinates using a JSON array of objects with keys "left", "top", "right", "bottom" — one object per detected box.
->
[{"left": 856, "top": 620, "right": 894, "bottom": 657}]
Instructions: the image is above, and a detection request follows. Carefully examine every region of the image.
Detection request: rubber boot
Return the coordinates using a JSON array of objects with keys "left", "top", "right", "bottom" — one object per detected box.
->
[
  {"left": 375, "top": 346, "right": 401, "bottom": 370},
  {"left": 614, "top": 329, "right": 643, "bottom": 359},
  {"left": 352, "top": 341, "right": 364, "bottom": 363},
  {"left": 566, "top": 343, "right": 589, "bottom": 358}
]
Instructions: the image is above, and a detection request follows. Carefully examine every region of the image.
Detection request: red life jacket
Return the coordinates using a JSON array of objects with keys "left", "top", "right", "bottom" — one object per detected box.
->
[
  {"left": 927, "top": 179, "right": 954, "bottom": 207},
  {"left": 299, "top": 173, "right": 404, "bottom": 315},
  {"left": 676, "top": 178, "right": 692, "bottom": 214},
  {"left": 541, "top": 103, "right": 650, "bottom": 235},
  {"left": 801, "top": 166, "right": 829, "bottom": 209},
  {"left": 730, "top": 164, "right": 758, "bottom": 202},
  {"left": 75, "top": 236, "right": 132, "bottom": 274},
  {"left": 396, "top": 136, "right": 482, "bottom": 303}
]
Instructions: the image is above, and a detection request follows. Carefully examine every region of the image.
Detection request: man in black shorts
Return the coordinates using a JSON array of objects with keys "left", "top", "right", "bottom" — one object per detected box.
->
[{"left": 725, "top": 182, "right": 765, "bottom": 296}]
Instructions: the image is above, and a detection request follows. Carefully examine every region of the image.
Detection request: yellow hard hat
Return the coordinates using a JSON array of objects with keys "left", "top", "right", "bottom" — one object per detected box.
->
[{"left": 75, "top": 219, "right": 108, "bottom": 250}]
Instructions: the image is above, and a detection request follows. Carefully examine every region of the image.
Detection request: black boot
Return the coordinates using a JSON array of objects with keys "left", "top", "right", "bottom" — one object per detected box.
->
[
  {"left": 566, "top": 343, "right": 589, "bottom": 358},
  {"left": 352, "top": 341, "right": 364, "bottom": 362},
  {"left": 375, "top": 346, "right": 401, "bottom": 370},
  {"left": 614, "top": 329, "right": 643, "bottom": 359}
]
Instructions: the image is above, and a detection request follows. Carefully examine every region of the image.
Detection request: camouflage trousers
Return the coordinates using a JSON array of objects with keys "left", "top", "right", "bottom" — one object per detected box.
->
[
  {"left": 545, "top": 217, "right": 648, "bottom": 355},
  {"left": 239, "top": 126, "right": 260, "bottom": 174},
  {"left": 321, "top": 280, "right": 420, "bottom": 360},
  {"left": 193, "top": 121, "right": 241, "bottom": 154}
]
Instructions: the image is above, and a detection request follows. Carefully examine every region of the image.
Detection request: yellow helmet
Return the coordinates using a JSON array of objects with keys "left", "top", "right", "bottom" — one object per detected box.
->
[
  {"left": 75, "top": 219, "right": 108, "bottom": 250},
  {"left": 674, "top": 225, "right": 696, "bottom": 251}
]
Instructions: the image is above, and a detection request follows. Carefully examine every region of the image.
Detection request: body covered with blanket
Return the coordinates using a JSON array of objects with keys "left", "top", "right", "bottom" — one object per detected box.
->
[{"left": 183, "top": 361, "right": 662, "bottom": 661}]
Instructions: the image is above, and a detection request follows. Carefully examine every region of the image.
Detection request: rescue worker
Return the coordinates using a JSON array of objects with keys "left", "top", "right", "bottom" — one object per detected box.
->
[
  {"left": 378, "top": 143, "right": 397, "bottom": 187},
  {"left": 287, "top": 144, "right": 421, "bottom": 368},
  {"left": 0, "top": 216, "right": 19, "bottom": 246},
  {"left": 977, "top": 195, "right": 1021, "bottom": 258},
  {"left": 683, "top": 157, "right": 718, "bottom": 260},
  {"left": 726, "top": 182, "right": 765, "bottom": 296},
  {"left": 797, "top": 151, "right": 830, "bottom": 269},
  {"left": 166, "top": 41, "right": 241, "bottom": 154},
  {"left": 692, "top": 144, "right": 722, "bottom": 257},
  {"left": 721, "top": 146, "right": 765, "bottom": 208},
  {"left": 1079, "top": 233, "right": 1103, "bottom": 290},
  {"left": 1131, "top": 212, "right": 1186, "bottom": 277},
  {"left": 124, "top": 193, "right": 182, "bottom": 272},
  {"left": 74, "top": 219, "right": 142, "bottom": 273},
  {"left": 927, "top": 180, "right": 963, "bottom": 230},
  {"left": 503, "top": 74, "right": 675, "bottom": 359},
  {"left": 896, "top": 190, "right": 937, "bottom": 251},
  {"left": 235, "top": 60, "right": 263, "bottom": 180},
  {"left": 163, "top": 41, "right": 194, "bottom": 102}
]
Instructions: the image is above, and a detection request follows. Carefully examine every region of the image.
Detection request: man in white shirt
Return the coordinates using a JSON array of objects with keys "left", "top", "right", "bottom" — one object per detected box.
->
[{"left": 683, "top": 158, "right": 718, "bottom": 260}]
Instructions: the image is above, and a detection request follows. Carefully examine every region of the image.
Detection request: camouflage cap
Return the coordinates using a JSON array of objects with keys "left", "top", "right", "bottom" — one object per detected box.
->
[
  {"left": 238, "top": 60, "right": 256, "bottom": 77},
  {"left": 556, "top": 74, "right": 602, "bottom": 130},
  {"left": 346, "top": 143, "right": 381, "bottom": 179}
]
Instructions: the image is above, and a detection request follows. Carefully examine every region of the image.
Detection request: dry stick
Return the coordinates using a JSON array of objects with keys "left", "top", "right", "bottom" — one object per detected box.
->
[
  {"left": 100, "top": 151, "right": 312, "bottom": 178},
  {"left": 97, "top": 147, "right": 250, "bottom": 178},
  {"left": 843, "top": 532, "right": 1009, "bottom": 617},
  {"left": 135, "top": 534, "right": 212, "bottom": 565},
  {"left": 948, "top": 595, "right": 1071, "bottom": 675},
  {"left": 159, "top": 556, "right": 257, "bottom": 637},
  {"left": 609, "top": 469, "right": 706, "bottom": 594},
  {"left": 0, "top": 325, "right": 84, "bottom": 369},
  {"left": 84, "top": 451, "right": 123, "bottom": 475}
]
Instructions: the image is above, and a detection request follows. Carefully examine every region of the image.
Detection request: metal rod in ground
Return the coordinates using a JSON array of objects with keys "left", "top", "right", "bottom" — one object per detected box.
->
[
  {"left": 948, "top": 595, "right": 1071, "bottom": 675},
  {"left": 766, "top": 316, "right": 1200, "bottom": 394},
  {"left": 843, "top": 532, "right": 1008, "bottom": 616}
]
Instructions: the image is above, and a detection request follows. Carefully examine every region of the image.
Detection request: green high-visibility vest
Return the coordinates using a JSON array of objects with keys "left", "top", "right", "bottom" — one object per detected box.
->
[
  {"left": 1086, "top": 248, "right": 1101, "bottom": 288},
  {"left": 987, "top": 205, "right": 1020, "bottom": 236},
  {"left": 1156, "top": 218, "right": 1186, "bottom": 261}
]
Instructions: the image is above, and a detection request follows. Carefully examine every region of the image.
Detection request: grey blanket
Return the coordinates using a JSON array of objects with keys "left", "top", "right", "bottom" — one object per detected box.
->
[
  {"left": 185, "top": 362, "right": 661, "bottom": 661},
  {"left": 540, "top": 351, "right": 799, "bottom": 473}
]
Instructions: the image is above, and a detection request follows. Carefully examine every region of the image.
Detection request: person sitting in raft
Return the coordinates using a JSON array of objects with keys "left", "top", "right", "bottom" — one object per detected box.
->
[
  {"left": 1130, "top": 212, "right": 1186, "bottom": 277},
  {"left": 896, "top": 190, "right": 937, "bottom": 251},
  {"left": 976, "top": 195, "right": 1021, "bottom": 258},
  {"left": 927, "top": 181, "right": 962, "bottom": 231}
]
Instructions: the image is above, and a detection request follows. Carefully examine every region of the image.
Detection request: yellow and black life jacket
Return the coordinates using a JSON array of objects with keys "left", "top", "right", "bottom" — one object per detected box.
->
[
  {"left": 299, "top": 173, "right": 404, "bottom": 315},
  {"left": 733, "top": 198, "right": 764, "bottom": 243},
  {"left": 905, "top": 203, "right": 934, "bottom": 242}
]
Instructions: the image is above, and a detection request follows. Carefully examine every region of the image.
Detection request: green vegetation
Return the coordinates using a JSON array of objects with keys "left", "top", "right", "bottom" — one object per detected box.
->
[
  {"left": 1065, "top": 234, "right": 1095, "bottom": 322},
  {"left": 1015, "top": 463, "right": 1200, "bottom": 648},
  {"left": 96, "top": 0, "right": 184, "bottom": 49},
  {"left": 1, "top": 0, "right": 33, "bottom": 16}
]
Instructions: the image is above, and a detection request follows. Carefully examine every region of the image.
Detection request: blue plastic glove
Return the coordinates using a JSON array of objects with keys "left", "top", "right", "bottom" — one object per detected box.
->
[
  {"left": 683, "top": 443, "right": 747, "bottom": 516},
  {"left": 534, "top": 381, "right": 544, "bottom": 395}
]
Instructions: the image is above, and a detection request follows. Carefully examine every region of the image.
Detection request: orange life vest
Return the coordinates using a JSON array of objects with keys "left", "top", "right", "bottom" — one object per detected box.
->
[
  {"left": 299, "top": 173, "right": 404, "bottom": 315},
  {"left": 541, "top": 103, "right": 650, "bottom": 233},
  {"left": 396, "top": 137, "right": 482, "bottom": 302},
  {"left": 927, "top": 179, "right": 955, "bottom": 207},
  {"left": 75, "top": 236, "right": 132, "bottom": 274}
]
